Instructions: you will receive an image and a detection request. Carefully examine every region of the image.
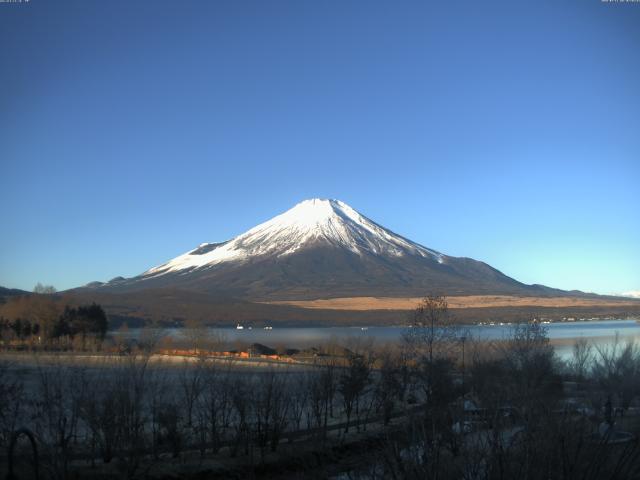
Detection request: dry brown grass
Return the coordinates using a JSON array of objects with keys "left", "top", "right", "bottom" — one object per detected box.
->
[{"left": 262, "top": 295, "right": 640, "bottom": 311}]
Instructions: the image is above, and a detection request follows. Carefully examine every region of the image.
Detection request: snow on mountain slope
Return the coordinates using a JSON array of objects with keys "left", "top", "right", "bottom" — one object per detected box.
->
[
  {"left": 81, "top": 197, "right": 578, "bottom": 300},
  {"left": 144, "top": 199, "right": 444, "bottom": 278}
]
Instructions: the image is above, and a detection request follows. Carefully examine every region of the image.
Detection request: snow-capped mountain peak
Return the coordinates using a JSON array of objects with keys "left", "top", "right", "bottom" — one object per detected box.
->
[{"left": 143, "top": 198, "right": 443, "bottom": 278}]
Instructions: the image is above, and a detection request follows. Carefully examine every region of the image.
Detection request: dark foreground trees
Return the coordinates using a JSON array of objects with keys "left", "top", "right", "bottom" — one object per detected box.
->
[{"left": 3, "top": 302, "right": 640, "bottom": 479}]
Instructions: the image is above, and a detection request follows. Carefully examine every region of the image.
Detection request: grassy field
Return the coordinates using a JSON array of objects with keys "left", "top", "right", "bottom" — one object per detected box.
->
[{"left": 263, "top": 295, "right": 640, "bottom": 311}]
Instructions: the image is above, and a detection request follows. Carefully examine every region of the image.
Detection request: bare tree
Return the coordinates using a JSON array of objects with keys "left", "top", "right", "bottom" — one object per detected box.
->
[
  {"left": 339, "top": 354, "right": 370, "bottom": 433},
  {"left": 252, "top": 369, "right": 290, "bottom": 461},
  {"left": 137, "top": 321, "right": 166, "bottom": 354},
  {"left": 178, "top": 357, "right": 205, "bottom": 430},
  {"left": 146, "top": 363, "right": 169, "bottom": 460},
  {"left": 375, "top": 350, "right": 405, "bottom": 426},
  {"left": 110, "top": 353, "right": 152, "bottom": 479},
  {"left": 570, "top": 337, "right": 593, "bottom": 380},
  {"left": 33, "top": 283, "right": 57, "bottom": 295},
  {"left": 79, "top": 369, "right": 120, "bottom": 464},
  {"left": 502, "top": 322, "right": 557, "bottom": 397},
  {"left": 0, "top": 361, "right": 24, "bottom": 449},
  {"left": 230, "top": 375, "right": 251, "bottom": 458},
  {"left": 157, "top": 401, "right": 183, "bottom": 458},
  {"left": 308, "top": 362, "right": 337, "bottom": 442},
  {"left": 199, "top": 360, "right": 233, "bottom": 454},
  {"left": 1, "top": 294, "right": 62, "bottom": 342},
  {"left": 286, "top": 373, "right": 309, "bottom": 441},
  {"left": 182, "top": 318, "right": 225, "bottom": 355},
  {"left": 404, "top": 295, "right": 458, "bottom": 364},
  {"left": 592, "top": 335, "right": 640, "bottom": 414},
  {"left": 31, "top": 360, "right": 86, "bottom": 480}
]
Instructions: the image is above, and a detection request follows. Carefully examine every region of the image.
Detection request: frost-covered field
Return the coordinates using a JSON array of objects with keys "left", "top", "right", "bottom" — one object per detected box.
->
[{"left": 0, "top": 350, "right": 392, "bottom": 478}]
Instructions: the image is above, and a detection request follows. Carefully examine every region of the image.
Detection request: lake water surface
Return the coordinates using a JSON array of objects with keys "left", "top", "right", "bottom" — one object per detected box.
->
[{"left": 114, "top": 319, "right": 640, "bottom": 359}]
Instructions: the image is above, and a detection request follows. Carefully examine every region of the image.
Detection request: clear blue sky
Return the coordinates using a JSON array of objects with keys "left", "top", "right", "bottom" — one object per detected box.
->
[{"left": 1, "top": 0, "right": 638, "bottom": 295}]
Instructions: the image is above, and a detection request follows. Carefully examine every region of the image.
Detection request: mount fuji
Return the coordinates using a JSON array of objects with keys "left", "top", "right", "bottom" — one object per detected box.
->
[{"left": 88, "top": 198, "right": 560, "bottom": 300}]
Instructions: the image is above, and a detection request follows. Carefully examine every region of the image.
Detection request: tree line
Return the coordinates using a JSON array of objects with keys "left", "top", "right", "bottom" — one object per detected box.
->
[{"left": 0, "top": 284, "right": 108, "bottom": 349}]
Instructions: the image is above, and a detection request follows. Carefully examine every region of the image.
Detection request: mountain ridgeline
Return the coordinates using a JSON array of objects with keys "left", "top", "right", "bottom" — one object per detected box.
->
[{"left": 86, "top": 199, "right": 569, "bottom": 300}]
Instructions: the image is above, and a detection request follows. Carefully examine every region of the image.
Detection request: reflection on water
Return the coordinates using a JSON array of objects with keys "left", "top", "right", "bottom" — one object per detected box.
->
[{"left": 112, "top": 319, "right": 640, "bottom": 359}]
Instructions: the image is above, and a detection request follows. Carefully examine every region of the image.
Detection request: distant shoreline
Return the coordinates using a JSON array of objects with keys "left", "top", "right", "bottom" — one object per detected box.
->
[{"left": 106, "top": 314, "right": 640, "bottom": 331}]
